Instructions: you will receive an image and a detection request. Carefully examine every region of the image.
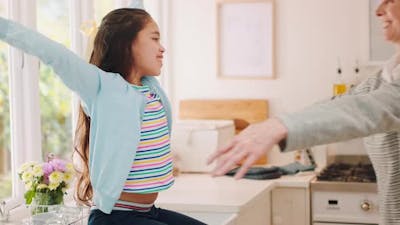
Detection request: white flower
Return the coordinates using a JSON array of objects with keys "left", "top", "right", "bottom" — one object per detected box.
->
[
  {"left": 49, "top": 171, "right": 63, "bottom": 185},
  {"left": 48, "top": 182, "right": 59, "bottom": 191},
  {"left": 32, "top": 165, "right": 44, "bottom": 177},
  {"left": 63, "top": 172, "right": 73, "bottom": 183},
  {"left": 18, "top": 164, "right": 29, "bottom": 174},
  {"left": 21, "top": 172, "right": 33, "bottom": 182},
  {"left": 65, "top": 163, "right": 74, "bottom": 173},
  {"left": 18, "top": 162, "right": 36, "bottom": 174},
  {"left": 25, "top": 181, "right": 33, "bottom": 190}
]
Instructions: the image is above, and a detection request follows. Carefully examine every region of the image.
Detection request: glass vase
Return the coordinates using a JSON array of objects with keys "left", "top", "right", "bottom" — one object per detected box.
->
[{"left": 30, "top": 191, "right": 64, "bottom": 215}]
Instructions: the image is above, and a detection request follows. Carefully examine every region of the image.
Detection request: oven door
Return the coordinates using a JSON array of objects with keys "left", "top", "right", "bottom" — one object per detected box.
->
[{"left": 312, "top": 187, "right": 379, "bottom": 224}]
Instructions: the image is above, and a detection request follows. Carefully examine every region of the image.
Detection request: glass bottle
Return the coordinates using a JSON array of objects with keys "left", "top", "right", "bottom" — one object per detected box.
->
[
  {"left": 349, "top": 60, "right": 360, "bottom": 91},
  {"left": 333, "top": 60, "right": 347, "bottom": 96}
]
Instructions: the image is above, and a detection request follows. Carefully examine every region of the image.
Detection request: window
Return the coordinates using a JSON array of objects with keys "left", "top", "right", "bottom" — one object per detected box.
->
[
  {"left": 94, "top": 0, "right": 114, "bottom": 25},
  {"left": 0, "top": 0, "right": 11, "bottom": 201},
  {"left": 37, "top": 0, "right": 73, "bottom": 160}
]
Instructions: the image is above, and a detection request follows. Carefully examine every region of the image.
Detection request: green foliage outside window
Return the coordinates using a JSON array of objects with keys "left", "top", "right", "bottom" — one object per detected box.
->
[
  {"left": 37, "top": 0, "right": 72, "bottom": 160},
  {"left": 39, "top": 65, "right": 72, "bottom": 159},
  {"left": 0, "top": 46, "right": 73, "bottom": 156},
  {"left": 0, "top": 42, "right": 9, "bottom": 154},
  {"left": 0, "top": 42, "right": 11, "bottom": 200}
]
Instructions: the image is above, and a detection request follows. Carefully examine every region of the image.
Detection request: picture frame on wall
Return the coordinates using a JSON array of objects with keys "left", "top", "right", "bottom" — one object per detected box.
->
[{"left": 217, "top": 0, "right": 275, "bottom": 79}]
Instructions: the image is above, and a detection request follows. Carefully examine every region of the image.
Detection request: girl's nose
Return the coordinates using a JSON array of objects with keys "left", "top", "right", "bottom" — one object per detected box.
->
[
  {"left": 375, "top": 2, "right": 385, "bottom": 17},
  {"left": 160, "top": 45, "right": 166, "bottom": 53}
]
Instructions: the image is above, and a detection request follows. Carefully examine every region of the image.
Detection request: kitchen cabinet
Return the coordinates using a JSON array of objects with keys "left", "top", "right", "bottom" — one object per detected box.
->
[
  {"left": 175, "top": 191, "right": 270, "bottom": 225},
  {"left": 157, "top": 174, "right": 274, "bottom": 225},
  {"left": 271, "top": 187, "right": 310, "bottom": 225}
]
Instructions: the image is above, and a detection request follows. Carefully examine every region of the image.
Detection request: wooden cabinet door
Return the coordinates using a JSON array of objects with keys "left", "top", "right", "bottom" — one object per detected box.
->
[{"left": 271, "top": 187, "right": 310, "bottom": 225}]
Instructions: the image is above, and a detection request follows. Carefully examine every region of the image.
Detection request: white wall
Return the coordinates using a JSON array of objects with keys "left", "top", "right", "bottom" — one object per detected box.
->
[{"left": 167, "top": 0, "right": 376, "bottom": 166}]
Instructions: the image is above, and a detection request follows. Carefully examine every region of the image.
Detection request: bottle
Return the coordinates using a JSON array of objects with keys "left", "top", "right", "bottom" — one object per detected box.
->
[
  {"left": 349, "top": 60, "right": 360, "bottom": 91},
  {"left": 333, "top": 58, "right": 347, "bottom": 96}
]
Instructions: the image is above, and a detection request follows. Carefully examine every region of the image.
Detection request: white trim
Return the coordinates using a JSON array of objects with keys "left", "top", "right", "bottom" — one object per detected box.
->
[
  {"left": 70, "top": 0, "right": 85, "bottom": 58},
  {"left": 159, "top": 0, "right": 173, "bottom": 101},
  {"left": 8, "top": 0, "right": 41, "bottom": 201},
  {"left": 70, "top": 0, "right": 83, "bottom": 136},
  {"left": 17, "top": 0, "right": 41, "bottom": 163},
  {"left": 114, "top": 0, "right": 130, "bottom": 8},
  {"left": 142, "top": 1, "right": 174, "bottom": 105},
  {"left": 148, "top": 1, "right": 175, "bottom": 116},
  {"left": 69, "top": 0, "right": 94, "bottom": 137},
  {"left": 7, "top": 0, "right": 24, "bottom": 201}
]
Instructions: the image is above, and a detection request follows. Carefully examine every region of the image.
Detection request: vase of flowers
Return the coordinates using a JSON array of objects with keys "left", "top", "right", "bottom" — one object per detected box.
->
[{"left": 18, "top": 155, "right": 74, "bottom": 214}]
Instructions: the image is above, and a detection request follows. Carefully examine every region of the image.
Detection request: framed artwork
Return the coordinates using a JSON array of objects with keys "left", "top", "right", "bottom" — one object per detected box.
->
[
  {"left": 369, "top": 0, "right": 395, "bottom": 62},
  {"left": 217, "top": 0, "right": 275, "bottom": 79}
]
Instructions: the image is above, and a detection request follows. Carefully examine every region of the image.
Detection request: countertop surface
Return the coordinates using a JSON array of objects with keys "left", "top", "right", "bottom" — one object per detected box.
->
[{"left": 157, "top": 172, "right": 315, "bottom": 213}]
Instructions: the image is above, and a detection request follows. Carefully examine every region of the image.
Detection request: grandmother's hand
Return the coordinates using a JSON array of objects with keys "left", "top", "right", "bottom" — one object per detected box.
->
[{"left": 207, "top": 118, "right": 288, "bottom": 179}]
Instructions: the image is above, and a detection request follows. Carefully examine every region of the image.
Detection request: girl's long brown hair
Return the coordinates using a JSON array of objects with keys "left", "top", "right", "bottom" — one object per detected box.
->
[{"left": 73, "top": 8, "right": 151, "bottom": 206}]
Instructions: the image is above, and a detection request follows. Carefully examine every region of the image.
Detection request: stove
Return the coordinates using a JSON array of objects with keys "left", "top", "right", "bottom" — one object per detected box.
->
[
  {"left": 311, "top": 160, "right": 380, "bottom": 225},
  {"left": 316, "top": 163, "right": 376, "bottom": 183}
]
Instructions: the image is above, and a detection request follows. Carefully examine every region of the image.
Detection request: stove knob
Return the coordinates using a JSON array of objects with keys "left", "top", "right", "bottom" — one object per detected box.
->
[{"left": 361, "top": 201, "right": 371, "bottom": 211}]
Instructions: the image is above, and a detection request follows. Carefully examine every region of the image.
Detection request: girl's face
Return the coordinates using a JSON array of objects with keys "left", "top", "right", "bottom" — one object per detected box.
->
[
  {"left": 376, "top": 0, "right": 400, "bottom": 44},
  {"left": 131, "top": 20, "right": 165, "bottom": 76}
]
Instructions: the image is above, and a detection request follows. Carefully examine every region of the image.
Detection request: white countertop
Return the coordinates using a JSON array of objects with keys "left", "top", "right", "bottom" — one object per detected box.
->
[
  {"left": 157, "top": 172, "right": 315, "bottom": 213},
  {"left": 275, "top": 171, "right": 316, "bottom": 188}
]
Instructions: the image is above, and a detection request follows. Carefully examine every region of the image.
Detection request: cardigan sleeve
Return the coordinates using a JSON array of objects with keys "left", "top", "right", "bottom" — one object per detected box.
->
[
  {"left": 278, "top": 77, "right": 400, "bottom": 152},
  {"left": 0, "top": 17, "right": 101, "bottom": 108}
]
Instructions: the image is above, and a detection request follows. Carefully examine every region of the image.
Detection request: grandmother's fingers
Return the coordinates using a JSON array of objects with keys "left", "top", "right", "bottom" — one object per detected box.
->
[
  {"left": 206, "top": 140, "right": 235, "bottom": 165},
  {"left": 234, "top": 154, "right": 258, "bottom": 179},
  {"left": 212, "top": 146, "right": 248, "bottom": 176}
]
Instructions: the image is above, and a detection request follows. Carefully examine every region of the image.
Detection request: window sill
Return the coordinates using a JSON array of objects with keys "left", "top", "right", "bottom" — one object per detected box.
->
[{"left": 5, "top": 198, "right": 89, "bottom": 224}]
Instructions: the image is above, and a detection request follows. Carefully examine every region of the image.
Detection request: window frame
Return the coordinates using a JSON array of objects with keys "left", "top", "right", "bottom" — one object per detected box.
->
[
  {"left": 8, "top": 0, "right": 42, "bottom": 206},
  {"left": 4, "top": 0, "right": 93, "bottom": 207}
]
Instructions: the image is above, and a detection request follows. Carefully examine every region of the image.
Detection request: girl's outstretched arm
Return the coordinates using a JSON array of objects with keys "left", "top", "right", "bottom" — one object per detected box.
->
[{"left": 0, "top": 17, "right": 101, "bottom": 107}]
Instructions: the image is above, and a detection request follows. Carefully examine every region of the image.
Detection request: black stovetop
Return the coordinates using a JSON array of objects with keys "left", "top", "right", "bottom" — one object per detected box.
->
[{"left": 317, "top": 163, "right": 376, "bottom": 183}]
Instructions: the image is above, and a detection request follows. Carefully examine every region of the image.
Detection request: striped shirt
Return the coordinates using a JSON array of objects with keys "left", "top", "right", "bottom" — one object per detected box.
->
[
  {"left": 123, "top": 85, "right": 174, "bottom": 193},
  {"left": 351, "top": 74, "right": 400, "bottom": 225}
]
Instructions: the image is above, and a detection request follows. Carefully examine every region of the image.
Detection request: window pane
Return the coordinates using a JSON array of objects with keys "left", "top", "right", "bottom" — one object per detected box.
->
[
  {"left": 0, "top": 0, "right": 11, "bottom": 200},
  {"left": 37, "top": 0, "right": 73, "bottom": 160},
  {"left": 94, "top": 0, "right": 114, "bottom": 25}
]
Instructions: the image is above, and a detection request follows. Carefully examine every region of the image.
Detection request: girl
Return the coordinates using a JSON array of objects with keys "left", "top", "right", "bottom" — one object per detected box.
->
[{"left": 0, "top": 5, "right": 205, "bottom": 225}]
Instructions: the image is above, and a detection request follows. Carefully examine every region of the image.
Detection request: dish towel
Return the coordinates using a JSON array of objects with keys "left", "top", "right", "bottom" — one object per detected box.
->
[
  {"left": 226, "top": 166, "right": 282, "bottom": 180},
  {"left": 278, "top": 162, "right": 315, "bottom": 175}
]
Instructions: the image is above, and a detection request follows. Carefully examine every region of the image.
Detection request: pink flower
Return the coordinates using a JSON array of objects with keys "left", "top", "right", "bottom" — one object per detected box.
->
[
  {"left": 42, "top": 162, "right": 54, "bottom": 176},
  {"left": 49, "top": 159, "right": 66, "bottom": 172},
  {"left": 42, "top": 163, "right": 53, "bottom": 184}
]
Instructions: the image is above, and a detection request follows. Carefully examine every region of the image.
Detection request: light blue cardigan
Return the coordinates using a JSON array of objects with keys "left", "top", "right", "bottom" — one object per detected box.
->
[{"left": 0, "top": 17, "right": 172, "bottom": 213}]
